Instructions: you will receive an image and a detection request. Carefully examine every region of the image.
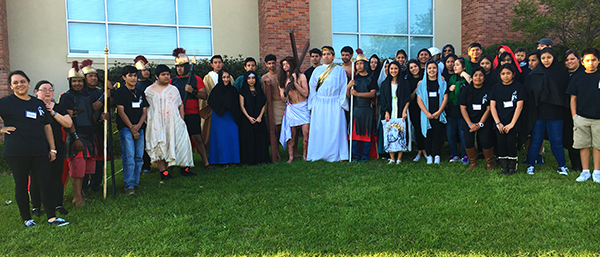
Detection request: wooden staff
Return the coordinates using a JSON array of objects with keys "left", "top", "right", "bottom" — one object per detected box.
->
[
  {"left": 103, "top": 45, "right": 108, "bottom": 199},
  {"left": 349, "top": 60, "right": 354, "bottom": 162}
]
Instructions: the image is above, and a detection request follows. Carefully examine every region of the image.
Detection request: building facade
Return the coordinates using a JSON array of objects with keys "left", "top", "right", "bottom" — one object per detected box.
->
[{"left": 0, "top": 0, "right": 523, "bottom": 99}]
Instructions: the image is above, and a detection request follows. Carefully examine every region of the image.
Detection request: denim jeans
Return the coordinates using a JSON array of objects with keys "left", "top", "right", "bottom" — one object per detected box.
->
[
  {"left": 352, "top": 140, "right": 371, "bottom": 159},
  {"left": 446, "top": 117, "right": 466, "bottom": 157},
  {"left": 120, "top": 127, "right": 144, "bottom": 190},
  {"left": 527, "top": 119, "right": 565, "bottom": 167}
]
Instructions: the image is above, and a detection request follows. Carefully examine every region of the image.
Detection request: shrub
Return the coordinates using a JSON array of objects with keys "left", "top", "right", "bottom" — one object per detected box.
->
[{"left": 483, "top": 40, "right": 570, "bottom": 62}]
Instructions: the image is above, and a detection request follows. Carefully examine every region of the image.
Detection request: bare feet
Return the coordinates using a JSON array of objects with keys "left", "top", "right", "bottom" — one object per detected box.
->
[{"left": 287, "top": 157, "right": 294, "bottom": 164}]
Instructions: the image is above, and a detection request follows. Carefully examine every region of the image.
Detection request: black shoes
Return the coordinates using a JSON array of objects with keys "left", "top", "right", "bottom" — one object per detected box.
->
[
  {"left": 180, "top": 167, "right": 198, "bottom": 177},
  {"left": 160, "top": 170, "right": 174, "bottom": 180}
]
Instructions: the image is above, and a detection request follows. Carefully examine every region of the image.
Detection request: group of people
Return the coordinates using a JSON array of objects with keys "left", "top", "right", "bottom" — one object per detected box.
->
[{"left": 3, "top": 37, "right": 600, "bottom": 227}]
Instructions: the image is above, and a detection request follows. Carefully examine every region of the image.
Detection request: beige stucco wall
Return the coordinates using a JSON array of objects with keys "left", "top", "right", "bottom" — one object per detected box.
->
[
  {"left": 7, "top": 0, "right": 259, "bottom": 97},
  {"left": 310, "top": 0, "right": 332, "bottom": 51},
  {"left": 7, "top": 0, "right": 70, "bottom": 96},
  {"left": 434, "top": 0, "right": 462, "bottom": 55},
  {"left": 212, "top": 0, "right": 260, "bottom": 59}
]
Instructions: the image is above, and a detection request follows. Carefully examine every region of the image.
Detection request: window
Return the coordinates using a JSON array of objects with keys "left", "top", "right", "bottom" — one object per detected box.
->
[
  {"left": 66, "top": 0, "right": 212, "bottom": 58},
  {"left": 332, "top": 0, "right": 433, "bottom": 59}
]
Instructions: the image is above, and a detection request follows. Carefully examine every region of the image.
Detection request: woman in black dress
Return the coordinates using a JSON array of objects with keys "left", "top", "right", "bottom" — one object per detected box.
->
[
  {"left": 238, "top": 70, "right": 271, "bottom": 165},
  {"left": 0, "top": 71, "right": 68, "bottom": 227}
]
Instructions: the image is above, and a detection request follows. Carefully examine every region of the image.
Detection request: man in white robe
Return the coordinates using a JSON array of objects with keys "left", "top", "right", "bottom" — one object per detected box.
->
[{"left": 307, "top": 46, "right": 349, "bottom": 162}]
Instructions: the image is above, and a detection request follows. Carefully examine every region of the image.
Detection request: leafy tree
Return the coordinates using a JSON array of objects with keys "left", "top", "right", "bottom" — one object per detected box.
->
[{"left": 512, "top": 0, "right": 600, "bottom": 51}]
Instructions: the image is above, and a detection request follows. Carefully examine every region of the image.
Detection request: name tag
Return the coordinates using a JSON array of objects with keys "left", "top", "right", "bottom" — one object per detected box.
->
[
  {"left": 26, "top": 110, "right": 37, "bottom": 119},
  {"left": 428, "top": 91, "right": 437, "bottom": 98},
  {"left": 503, "top": 101, "right": 514, "bottom": 108},
  {"left": 472, "top": 104, "right": 482, "bottom": 111},
  {"left": 132, "top": 101, "right": 141, "bottom": 108}
]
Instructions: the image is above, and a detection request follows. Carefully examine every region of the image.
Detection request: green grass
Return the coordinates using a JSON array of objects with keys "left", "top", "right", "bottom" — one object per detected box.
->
[{"left": 1, "top": 144, "right": 600, "bottom": 256}]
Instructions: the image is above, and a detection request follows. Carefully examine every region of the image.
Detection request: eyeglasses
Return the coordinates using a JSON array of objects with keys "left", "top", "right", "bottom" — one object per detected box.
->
[
  {"left": 39, "top": 89, "right": 54, "bottom": 93},
  {"left": 443, "top": 49, "right": 452, "bottom": 52}
]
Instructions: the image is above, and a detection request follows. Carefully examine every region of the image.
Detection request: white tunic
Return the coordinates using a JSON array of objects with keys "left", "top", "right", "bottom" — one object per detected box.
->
[
  {"left": 144, "top": 84, "right": 194, "bottom": 167},
  {"left": 307, "top": 64, "right": 349, "bottom": 162}
]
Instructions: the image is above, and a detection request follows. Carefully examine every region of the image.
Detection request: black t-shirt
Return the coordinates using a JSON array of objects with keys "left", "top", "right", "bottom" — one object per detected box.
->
[
  {"left": 426, "top": 80, "right": 449, "bottom": 114},
  {"left": 459, "top": 85, "right": 490, "bottom": 122},
  {"left": 489, "top": 81, "right": 526, "bottom": 124},
  {"left": 0, "top": 95, "right": 52, "bottom": 156},
  {"left": 566, "top": 70, "right": 600, "bottom": 119},
  {"left": 51, "top": 102, "right": 68, "bottom": 153},
  {"left": 112, "top": 86, "right": 149, "bottom": 130},
  {"left": 304, "top": 66, "right": 316, "bottom": 81}
]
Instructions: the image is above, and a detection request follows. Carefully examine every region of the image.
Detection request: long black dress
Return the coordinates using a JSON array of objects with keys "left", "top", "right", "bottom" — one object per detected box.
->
[{"left": 238, "top": 71, "right": 271, "bottom": 165}]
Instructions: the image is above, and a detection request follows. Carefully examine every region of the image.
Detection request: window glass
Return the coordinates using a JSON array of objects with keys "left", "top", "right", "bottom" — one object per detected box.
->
[
  {"left": 179, "top": 28, "right": 212, "bottom": 56},
  {"left": 66, "top": 0, "right": 212, "bottom": 56},
  {"left": 332, "top": 0, "right": 358, "bottom": 33},
  {"left": 409, "top": 0, "right": 433, "bottom": 35},
  {"left": 68, "top": 23, "right": 107, "bottom": 54},
  {"left": 109, "top": 25, "right": 176, "bottom": 55},
  {"left": 410, "top": 37, "right": 433, "bottom": 58},
  {"left": 360, "top": 0, "right": 407, "bottom": 34},
  {"left": 333, "top": 34, "right": 358, "bottom": 57},
  {"left": 107, "top": 0, "right": 175, "bottom": 24},
  {"left": 178, "top": 0, "right": 211, "bottom": 26},
  {"left": 67, "top": 0, "right": 105, "bottom": 21},
  {"left": 360, "top": 35, "right": 408, "bottom": 60}
]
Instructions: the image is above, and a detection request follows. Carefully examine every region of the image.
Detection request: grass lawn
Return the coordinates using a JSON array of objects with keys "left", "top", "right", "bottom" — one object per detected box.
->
[{"left": 1, "top": 144, "right": 600, "bottom": 256}]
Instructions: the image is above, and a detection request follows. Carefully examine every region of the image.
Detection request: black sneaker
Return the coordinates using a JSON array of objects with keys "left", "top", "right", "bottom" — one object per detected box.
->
[
  {"left": 160, "top": 170, "right": 174, "bottom": 180},
  {"left": 204, "top": 165, "right": 215, "bottom": 171},
  {"left": 48, "top": 218, "right": 69, "bottom": 227},
  {"left": 56, "top": 206, "right": 69, "bottom": 215},
  {"left": 180, "top": 167, "right": 198, "bottom": 177},
  {"left": 32, "top": 208, "right": 41, "bottom": 217}
]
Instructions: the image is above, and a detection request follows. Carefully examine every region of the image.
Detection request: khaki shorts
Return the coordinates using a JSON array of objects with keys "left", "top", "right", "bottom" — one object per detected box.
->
[{"left": 572, "top": 114, "right": 600, "bottom": 149}]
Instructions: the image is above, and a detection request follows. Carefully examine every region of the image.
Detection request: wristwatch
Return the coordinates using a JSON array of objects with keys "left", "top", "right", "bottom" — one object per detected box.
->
[{"left": 479, "top": 122, "right": 484, "bottom": 127}]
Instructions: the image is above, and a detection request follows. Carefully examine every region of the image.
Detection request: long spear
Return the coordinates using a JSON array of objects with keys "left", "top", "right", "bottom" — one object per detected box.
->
[
  {"left": 103, "top": 46, "right": 108, "bottom": 199},
  {"left": 349, "top": 60, "right": 354, "bottom": 162}
]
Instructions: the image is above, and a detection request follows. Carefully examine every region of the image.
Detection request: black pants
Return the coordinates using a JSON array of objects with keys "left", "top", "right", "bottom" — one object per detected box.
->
[
  {"left": 496, "top": 128, "right": 518, "bottom": 157},
  {"left": 409, "top": 106, "right": 425, "bottom": 151},
  {"left": 30, "top": 154, "right": 64, "bottom": 209},
  {"left": 462, "top": 122, "right": 493, "bottom": 149},
  {"left": 6, "top": 155, "right": 56, "bottom": 221},
  {"left": 425, "top": 119, "right": 443, "bottom": 156}
]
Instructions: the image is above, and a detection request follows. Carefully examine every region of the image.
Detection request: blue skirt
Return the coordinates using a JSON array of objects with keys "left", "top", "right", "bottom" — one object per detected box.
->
[{"left": 209, "top": 110, "right": 240, "bottom": 164}]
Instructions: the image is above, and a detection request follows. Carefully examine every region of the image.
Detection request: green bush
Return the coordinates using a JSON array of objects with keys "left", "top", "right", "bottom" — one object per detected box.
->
[{"left": 483, "top": 40, "right": 571, "bottom": 62}]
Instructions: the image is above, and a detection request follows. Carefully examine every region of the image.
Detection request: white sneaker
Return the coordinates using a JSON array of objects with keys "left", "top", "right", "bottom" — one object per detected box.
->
[
  {"left": 388, "top": 159, "right": 395, "bottom": 164},
  {"left": 593, "top": 170, "right": 600, "bottom": 183},
  {"left": 426, "top": 155, "right": 433, "bottom": 164},
  {"left": 413, "top": 155, "right": 421, "bottom": 162},
  {"left": 526, "top": 166, "right": 535, "bottom": 175},
  {"left": 434, "top": 155, "right": 441, "bottom": 164},
  {"left": 396, "top": 159, "right": 402, "bottom": 164},
  {"left": 557, "top": 166, "right": 569, "bottom": 176},
  {"left": 576, "top": 170, "right": 591, "bottom": 182}
]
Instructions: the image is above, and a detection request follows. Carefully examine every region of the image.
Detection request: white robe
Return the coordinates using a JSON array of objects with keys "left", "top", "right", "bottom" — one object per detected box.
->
[
  {"left": 307, "top": 64, "right": 349, "bottom": 162},
  {"left": 144, "top": 84, "right": 194, "bottom": 167}
]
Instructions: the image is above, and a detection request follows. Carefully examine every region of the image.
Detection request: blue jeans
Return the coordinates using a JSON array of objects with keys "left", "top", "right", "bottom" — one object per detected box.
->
[
  {"left": 352, "top": 141, "right": 371, "bottom": 159},
  {"left": 446, "top": 117, "right": 466, "bottom": 157},
  {"left": 119, "top": 127, "right": 144, "bottom": 190},
  {"left": 527, "top": 119, "right": 565, "bottom": 167}
]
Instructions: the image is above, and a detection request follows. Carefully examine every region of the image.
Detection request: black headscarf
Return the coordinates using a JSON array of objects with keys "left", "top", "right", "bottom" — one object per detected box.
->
[
  {"left": 379, "top": 61, "right": 411, "bottom": 116},
  {"left": 208, "top": 69, "right": 240, "bottom": 119},
  {"left": 239, "top": 70, "right": 266, "bottom": 117}
]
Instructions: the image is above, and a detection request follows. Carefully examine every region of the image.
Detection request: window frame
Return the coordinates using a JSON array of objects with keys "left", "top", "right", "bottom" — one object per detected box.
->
[
  {"left": 331, "top": 0, "right": 435, "bottom": 59},
  {"left": 65, "top": 0, "right": 214, "bottom": 59}
]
